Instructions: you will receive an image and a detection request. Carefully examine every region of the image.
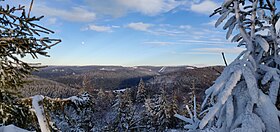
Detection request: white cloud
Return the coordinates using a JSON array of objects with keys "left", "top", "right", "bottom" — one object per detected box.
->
[
  {"left": 144, "top": 38, "right": 231, "bottom": 47},
  {"left": 152, "top": 28, "right": 186, "bottom": 36},
  {"left": 179, "top": 25, "right": 192, "bottom": 29},
  {"left": 118, "top": 0, "right": 164, "bottom": 15},
  {"left": 193, "top": 47, "right": 245, "bottom": 54},
  {"left": 179, "top": 39, "right": 229, "bottom": 45},
  {"left": 84, "top": 24, "right": 112, "bottom": 32},
  {"left": 46, "top": 17, "right": 57, "bottom": 25},
  {"left": 144, "top": 41, "right": 174, "bottom": 46},
  {"left": 127, "top": 22, "right": 153, "bottom": 31},
  {"left": 203, "top": 20, "right": 216, "bottom": 26},
  {"left": 190, "top": 0, "right": 219, "bottom": 15},
  {"left": 124, "top": 22, "right": 227, "bottom": 42},
  {"left": 85, "top": 0, "right": 184, "bottom": 16},
  {"left": 33, "top": 5, "right": 96, "bottom": 22},
  {"left": 112, "top": 25, "right": 121, "bottom": 28}
]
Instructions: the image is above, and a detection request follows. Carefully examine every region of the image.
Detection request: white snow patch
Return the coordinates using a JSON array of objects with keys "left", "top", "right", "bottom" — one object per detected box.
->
[
  {"left": 69, "top": 96, "right": 84, "bottom": 104},
  {"left": 158, "top": 66, "right": 166, "bottom": 73},
  {"left": 67, "top": 93, "right": 90, "bottom": 106},
  {"left": 113, "top": 88, "right": 127, "bottom": 93},
  {"left": 0, "top": 125, "right": 32, "bottom": 132},
  {"left": 186, "top": 66, "right": 195, "bottom": 69},
  {"left": 100, "top": 68, "right": 116, "bottom": 71}
]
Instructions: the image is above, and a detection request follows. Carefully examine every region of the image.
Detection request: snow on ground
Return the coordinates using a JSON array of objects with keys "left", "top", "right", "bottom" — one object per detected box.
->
[
  {"left": 186, "top": 66, "right": 195, "bottom": 69},
  {"left": 68, "top": 93, "right": 90, "bottom": 106},
  {"left": 0, "top": 125, "right": 32, "bottom": 132},
  {"left": 113, "top": 88, "right": 127, "bottom": 93},
  {"left": 158, "top": 66, "right": 166, "bottom": 73},
  {"left": 100, "top": 68, "right": 116, "bottom": 71}
]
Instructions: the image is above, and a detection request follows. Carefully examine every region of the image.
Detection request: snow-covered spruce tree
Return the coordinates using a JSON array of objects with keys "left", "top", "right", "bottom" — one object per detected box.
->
[
  {"left": 136, "top": 78, "right": 147, "bottom": 103},
  {"left": 97, "top": 88, "right": 106, "bottom": 99},
  {"left": 109, "top": 89, "right": 138, "bottom": 131},
  {"left": 141, "top": 96, "right": 156, "bottom": 131},
  {"left": 81, "top": 73, "right": 95, "bottom": 93},
  {"left": 95, "top": 88, "right": 107, "bottom": 111},
  {"left": 187, "top": 82, "right": 201, "bottom": 115},
  {"left": 168, "top": 90, "right": 180, "bottom": 128},
  {"left": 140, "top": 89, "right": 179, "bottom": 130},
  {"left": 106, "top": 90, "right": 116, "bottom": 106},
  {"left": 0, "top": 0, "right": 60, "bottom": 130},
  {"left": 153, "top": 87, "right": 171, "bottom": 131},
  {"left": 178, "top": 0, "right": 280, "bottom": 131}
]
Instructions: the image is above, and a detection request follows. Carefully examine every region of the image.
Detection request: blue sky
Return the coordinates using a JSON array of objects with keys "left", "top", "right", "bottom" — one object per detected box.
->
[{"left": 9, "top": 0, "right": 245, "bottom": 66}]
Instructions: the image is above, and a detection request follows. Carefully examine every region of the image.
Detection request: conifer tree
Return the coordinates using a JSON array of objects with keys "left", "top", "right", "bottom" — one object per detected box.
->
[
  {"left": 95, "top": 88, "right": 108, "bottom": 111},
  {"left": 81, "top": 74, "right": 92, "bottom": 93},
  {"left": 97, "top": 88, "right": 106, "bottom": 100},
  {"left": 0, "top": 0, "right": 60, "bottom": 129},
  {"left": 106, "top": 90, "right": 115, "bottom": 106},
  {"left": 110, "top": 89, "right": 137, "bottom": 131},
  {"left": 188, "top": 81, "right": 201, "bottom": 113},
  {"left": 167, "top": 90, "right": 179, "bottom": 128},
  {"left": 136, "top": 78, "right": 147, "bottom": 103},
  {"left": 0, "top": 0, "right": 60, "bottom": 90},
  {"left": 141, "top": 88, "right": 179, "bottom": 130},
  {"left": 175, "top": 95, "right": 200, "bottom": 131},
  {"left": 153, "top": 87, "right": 170, "bottom": 131},
  {"left": 141, "top": 96, "right": 156, "bottom": 131}
]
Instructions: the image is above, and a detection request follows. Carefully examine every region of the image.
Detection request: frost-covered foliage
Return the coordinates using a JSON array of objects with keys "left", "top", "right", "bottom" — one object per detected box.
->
[
  {"left": 1, "top": 92, "right": 94, "bottom": 132},
  {"left": 140, "top": 88, "right": 181, "bottom": 131},
  {"left": 2, "top": 92, "right": 94, "bottom": 132},
  {"left": 105, "top": 89, "right": 138, "bottom": 131},
  {"left": 0, "top": 90, "right": 39, "bottom": 131},
  {"left": 175, "top": 96, "right": 200, "bottom": 131},
  {"left": 44, "top": 92, "right": 94, "bottom": 131},
  {"left": 168, "top": 91, "right": 180, "bottom": 128},
  {"left": 177, "top": 0, "right": 280, "bottom": 131},
  {"left": 136, "top": 78, "right": 147, "bottom": 103},
  {"left": 141, "top": 97, "right": 156, "bottom": 131},
  {"left": 69, "top": 92, "right": 92, "bottom": 107},
  {"left": 98, "top": 86, "right": 183, "bottom": 131},
  {"left": 152, "top": 89, "right": 170, "bottom": 131},
  {"left": 95, "top": 88, "right": 108, "bottom": 111}
]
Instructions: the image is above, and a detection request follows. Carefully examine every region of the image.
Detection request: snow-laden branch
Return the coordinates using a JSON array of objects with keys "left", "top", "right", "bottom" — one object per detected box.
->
[{"left": 32, "top": 95, "right": 50, "bottom": 132}]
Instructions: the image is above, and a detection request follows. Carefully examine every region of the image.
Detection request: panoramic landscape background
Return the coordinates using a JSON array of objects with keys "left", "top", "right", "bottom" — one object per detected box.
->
[{"left": 1, "top": 0, "right": 280, "bottom": 131}]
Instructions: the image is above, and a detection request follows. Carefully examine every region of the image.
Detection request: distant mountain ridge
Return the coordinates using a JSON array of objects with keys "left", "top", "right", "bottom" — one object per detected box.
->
[
  {"left": 31, "top": 65, "right": 223, "bottom": 94},
  {"left": 34, "top": 65, "right": 197, "bottom": 77}
]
